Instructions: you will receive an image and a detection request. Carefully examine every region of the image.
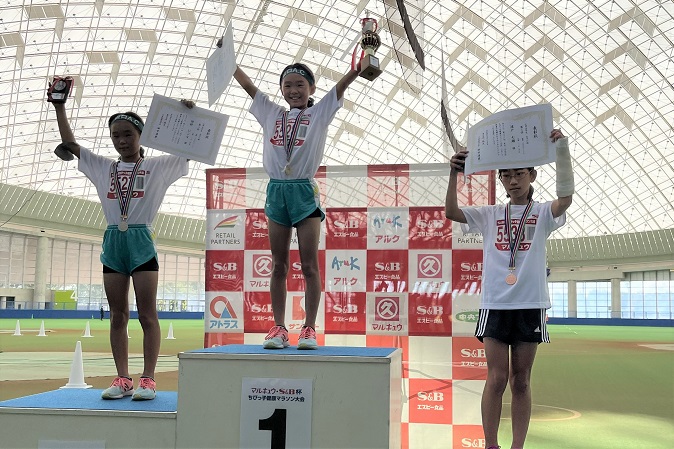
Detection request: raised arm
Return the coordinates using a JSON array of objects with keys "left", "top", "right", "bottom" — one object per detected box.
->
[
  {"left": 51, "top": 102, "right": 81, "bottom": 159},
  {"left": 215, "top": 36, "right": 259, "bottom": 100},
  {"left": 445, "top": 150, "right": 469, "bottom": 223},
  {"left": 233, "top": 66, "right": 259, "bottom": 100},
  {"left": 335, "top": 67, "right": 360, "bottom": 101},
  {"left": 550, "top": 129, "right": 574, "bottom": 218}
]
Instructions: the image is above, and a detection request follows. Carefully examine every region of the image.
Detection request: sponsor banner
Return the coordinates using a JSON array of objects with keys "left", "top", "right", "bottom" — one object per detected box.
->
[
  {"left": 367, "top": 293, "right": 408, "bottom": 335},
  {"left": 408, "top": 250, "right": 451, "bottom": 295},
  {"left": 452, "top": 424, "right": 485, "bottom": 448},
  {"left": 452, "top": 337, "right": 487, "bottom": 380},
  {"left": 365, "top": 335, "right": 409, "bottom": 361},
  {"left": 290, "top": 220, "right": 326, "bottom": 251},
  {"left": 287, "top": 250, "right": 326, "bottom": 292},
  {"left": 325, "top": 208, "right": 368, "bottom": 249},
  {"left": 408, "top": 293, "right": 452, "bottom": 337},
  {"left": 452, "top": 221, "right": 484, "bottom": 249},
  {"left": 407, "top": 423, "right": 453, "bottom": 449},
  {"left": 206, "top": 210, "right": 245, "bottom": 250},
  {"left": 205, "top": 250, "right": 244, "bottom": 292},
  {"left": 205, "top": 291, "right": 243, "bottom": 332},
  {"left": 325, "top": 249, "right": 367, "bottom": 292},
  {"left": 367, "top": 164, "right": 410, "bottom": 207},
  {"left": 244, "top": 250, "right": 273, "bottom": 292},
  {"left": 407, "top": 336, "right": 452, "bottom": 380},
  {"left": 324, "top": 292, "right": 366, "bottom": 334},
  {"left": 283, "top": 292, "right": 325, "bottom": 334},
  {"left": 408, "top": 207, "right": 452, "bottom": 249},
  {"left": 452, "top": 250, "right": 483, "bottom": 295},
  {"left": 243, "top": 291, "right": 274, "bottom": 333},
  {"left": 452, "top": 293, "right": 482, "bottom": 337},
  {"left": 206, "top": 168, "right": 247, "bottom": 210},
  {"left": 245, "top": 209, "right": 269, "bottom": 250},
  {"left": 367, "top": 249, "right": 409, "bottom": 292},
  {"left": 408, "top": 378, "right": 453, "bottom": 425},
  {"left": 204, "top": 332, "right": 245, "bottom": 348},
  {"left": 367, "top": 207, "right": 409, "bottom": 249}
]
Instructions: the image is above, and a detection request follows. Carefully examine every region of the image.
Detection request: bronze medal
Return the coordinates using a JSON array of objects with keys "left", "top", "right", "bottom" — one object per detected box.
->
[{"left": 505, "top": 272, "right": 517, "bottom": 285}]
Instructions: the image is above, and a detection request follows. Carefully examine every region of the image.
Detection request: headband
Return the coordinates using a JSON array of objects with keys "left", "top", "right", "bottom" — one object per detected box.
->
[
  {"left": 280, "top": 65, "right": 315, "bottom": 86},
  {"left": 110, "top": 114, "right": 144, "bottom": 133}
]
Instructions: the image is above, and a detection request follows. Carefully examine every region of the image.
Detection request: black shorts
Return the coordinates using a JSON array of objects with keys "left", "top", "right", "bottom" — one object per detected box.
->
[
  {"left": 103, "top": 257, "right": 159, "bottom": 274},
  {"left": 475, "top": 309, "right": 549, "bottom": 344}
]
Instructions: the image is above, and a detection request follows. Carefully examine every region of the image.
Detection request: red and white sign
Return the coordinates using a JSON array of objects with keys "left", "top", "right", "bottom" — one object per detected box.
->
[{"left": 408, "top": 207, "right": 452, "bottom": 249}]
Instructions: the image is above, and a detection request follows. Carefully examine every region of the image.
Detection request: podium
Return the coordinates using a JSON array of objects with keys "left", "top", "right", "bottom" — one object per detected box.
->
[
  {"left": 0, "top": 389, "right": 177, "bottom": 449},
  {"left": 0, "top": 345, "right": 402, "bottom": 449},
  {"left": 176, "top": 345, "right": 402, "bottom": 449}
]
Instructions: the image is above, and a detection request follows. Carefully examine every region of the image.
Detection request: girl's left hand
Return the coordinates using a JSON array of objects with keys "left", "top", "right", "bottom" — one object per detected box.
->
[
  {"left": 181, "top": 99, "right": 196, "bottom": 109},
  {"left": 550, "top": 128, "right": 565, "bottom": 142}
]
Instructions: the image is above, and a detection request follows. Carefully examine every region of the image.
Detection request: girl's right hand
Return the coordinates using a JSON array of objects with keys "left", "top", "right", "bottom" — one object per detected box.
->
[{"left": 450, "top": 150, "right": 469, "bottom": 173}]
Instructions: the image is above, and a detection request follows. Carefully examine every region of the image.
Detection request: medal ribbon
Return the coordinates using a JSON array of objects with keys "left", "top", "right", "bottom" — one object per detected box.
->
[
  {"left": 505, "top": 200, "right": 534, "bottom": 271},
  {"left": 112, "top": 158, "right": 143, "bottom": 220},
  {"left": 281, "top": 108, "right": 307, "bottom": 167}
]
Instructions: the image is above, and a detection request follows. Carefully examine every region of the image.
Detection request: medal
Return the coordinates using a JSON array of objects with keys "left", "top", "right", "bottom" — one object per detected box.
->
[
  {"left": 112, "top": 158, "right": 143, "bottom": 233},
  {"left": 505, "top": 272, "right": 517, "bottom": 285},
  {"left": 281, "top": 108, "right": 307, "bottom": 177},
  {"left": 505, "top": 200, "right": 534, "bottom": 285}
]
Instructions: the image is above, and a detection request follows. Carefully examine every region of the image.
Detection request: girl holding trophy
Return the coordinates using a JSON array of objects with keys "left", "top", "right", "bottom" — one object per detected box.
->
[
  {"left": 48, "top": 82, "right": 193, "bottom": 400},
  {"left": 445, "top": 129, "right": 574, "bottom": 449},
  {"left": 216, "top": 37, "right": 364, "bottom": 350}
]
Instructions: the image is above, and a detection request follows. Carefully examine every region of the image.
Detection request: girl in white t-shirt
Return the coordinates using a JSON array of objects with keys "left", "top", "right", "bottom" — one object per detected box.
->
[
  {"left": 49, "top": 94, "right": 192, "bottom": 401},
  {"left": 218, "top": 40, "right": 362, "bottom": 350},
  {"left": 445, "top": 129, "right": 574, "bottom": 449}
]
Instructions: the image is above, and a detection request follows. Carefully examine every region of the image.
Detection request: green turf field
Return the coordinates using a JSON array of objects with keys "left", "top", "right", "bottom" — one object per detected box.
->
[{"left": 0, "top": 319, "right": 672, "bottom": 448}]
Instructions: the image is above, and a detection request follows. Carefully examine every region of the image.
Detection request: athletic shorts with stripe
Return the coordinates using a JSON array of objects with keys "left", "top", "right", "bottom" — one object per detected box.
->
[{"left": 475, "top": 308, "right": 550, "bottom": 344}]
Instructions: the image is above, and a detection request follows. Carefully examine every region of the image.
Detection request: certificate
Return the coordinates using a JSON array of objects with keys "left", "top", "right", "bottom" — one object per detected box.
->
[
  {"left": 464, "top": 104, "right": 554, "bottom": 175},
  {"left": 140, "top": 94, "right": 228, "bottom": 165},
  {"left": 206, "top": 21, "right": 236, "bottom": 107}
]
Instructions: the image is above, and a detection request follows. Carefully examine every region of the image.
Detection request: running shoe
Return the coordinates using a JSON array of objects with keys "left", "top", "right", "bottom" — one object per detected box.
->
[
  {"left": 297, "top": 325, "right": 318, "bottom": 350},
  {"left": 101, "top": 376, "right": 134, "bottom": 399},
  {"left": 132, "top": 376, "right": 156, "bottom": 401},
  {"left": 263, "top": 325, "right": 289, "bottom": 349}
]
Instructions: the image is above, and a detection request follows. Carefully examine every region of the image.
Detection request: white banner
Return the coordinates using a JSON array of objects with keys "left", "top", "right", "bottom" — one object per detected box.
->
[{"left": 240, "top": 377, "right": 313, "bottom": 449}]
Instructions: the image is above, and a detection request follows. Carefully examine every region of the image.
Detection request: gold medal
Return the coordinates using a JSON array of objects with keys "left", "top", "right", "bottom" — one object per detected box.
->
[
  {"left": 118, "top": 221, "right": 128, "bottom": 232},
  {"left": 284, "top": 165, "right": 291, "bottom": 175},
  {"left": 505, "top": 272, "right": 517, "bottom": 285}
]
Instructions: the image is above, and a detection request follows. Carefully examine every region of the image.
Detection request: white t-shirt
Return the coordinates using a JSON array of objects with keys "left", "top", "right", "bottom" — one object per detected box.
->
[
  {"left": 78, "top": 147, "right": 189, "bottom": 226},
  {"left": 461, "top": 201, "right": 565, "bottom": 310},
  {"left": 250, "top": 86, "right": 342, "bottom": 179}
]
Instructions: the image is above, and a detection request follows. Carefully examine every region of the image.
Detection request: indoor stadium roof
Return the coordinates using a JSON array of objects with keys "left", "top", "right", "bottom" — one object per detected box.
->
[{"left": 1, "top": 0, "right": 672, "bottom": 240}]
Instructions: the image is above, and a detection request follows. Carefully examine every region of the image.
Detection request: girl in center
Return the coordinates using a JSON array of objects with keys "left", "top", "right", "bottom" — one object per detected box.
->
[{"left": 225, "top": 44, "right": 361, "bottom": 349}]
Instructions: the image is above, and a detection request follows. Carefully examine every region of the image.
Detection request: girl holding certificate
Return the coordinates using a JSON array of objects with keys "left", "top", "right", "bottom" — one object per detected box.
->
[
  {"left": 49, "top": 92, "right": 193, "bottom": 401},
  {"left": 445, "top": 129, "right": 573, "bottom": 449},
  {"left": 218, "top": 39, "right": 361, "bottom": 349}
]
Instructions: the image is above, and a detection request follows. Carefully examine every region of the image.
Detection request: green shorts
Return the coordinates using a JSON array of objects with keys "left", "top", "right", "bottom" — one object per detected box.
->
[
  {"left": 265, "top": 179, "right": 325, "bottom": 227},
  {"left": 100, "top": 225, "right": 157, "bottom": 276}
]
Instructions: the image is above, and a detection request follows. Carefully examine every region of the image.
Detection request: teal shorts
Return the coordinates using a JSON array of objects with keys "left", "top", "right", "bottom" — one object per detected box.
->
[
  {"left": 100, "top": 225, "right": 157, "bottom": 276},
  {"left": 265, "top": 179, "right": 325, "bottom": 227}
]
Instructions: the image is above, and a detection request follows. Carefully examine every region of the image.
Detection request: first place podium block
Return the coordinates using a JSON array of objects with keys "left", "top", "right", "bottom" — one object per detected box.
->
[{"left": 176, "top": 345, "right": 402, "bottom": 449}]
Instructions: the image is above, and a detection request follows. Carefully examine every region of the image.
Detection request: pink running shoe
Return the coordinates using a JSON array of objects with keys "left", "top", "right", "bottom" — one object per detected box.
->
[
  {"left": 297, "top": 325, "right": 318, "bottom": 350},
  {"left": 132, "top": 376, "right": 156, "bottom": 401},
  {"left": 101, "top": 376, "right": 134, "bottom": 399},
  {"left": 263, "top": 325, "right": 289, "bottom": 349}
]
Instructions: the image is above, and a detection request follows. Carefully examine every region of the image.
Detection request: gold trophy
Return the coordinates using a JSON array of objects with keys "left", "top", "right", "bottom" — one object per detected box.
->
[{"left": 358, "top": 18, "right": 382, "bottom": 81}]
